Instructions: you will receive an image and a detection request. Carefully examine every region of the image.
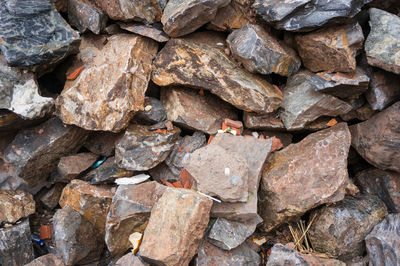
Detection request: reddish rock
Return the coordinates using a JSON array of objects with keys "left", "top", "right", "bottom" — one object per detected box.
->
[
  {"left": 84, "top": 131, "right": 123, "bottom": 157},
  {"left": 25, "top": 254, "right": 65, "bottom": 266},
  {"left": 0, "top": 190, "right": 35, "bottom": 224},
  {"left": 243, "top": 112, "right": 286, "bottom": 131},
  {"left": 366, "top": 69, "right": 400, "bottom": 111},
  {"left": 54, "top": 153, "right": 98, "bottom": 182},
  {"left": 207, "top": 2, "right": 248, "bottom": 31}
]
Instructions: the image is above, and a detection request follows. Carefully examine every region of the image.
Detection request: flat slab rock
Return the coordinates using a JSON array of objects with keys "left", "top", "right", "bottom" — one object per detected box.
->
[
  {"left": 119, "top": 22, "right": 170, "bottom": 42},
  {"left": 0, "top": 190, "right": 35, "bottom": 224}
]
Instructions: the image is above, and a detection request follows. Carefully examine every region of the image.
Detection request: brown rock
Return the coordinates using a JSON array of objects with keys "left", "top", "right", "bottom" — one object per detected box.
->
[
  {"left": 56, "top": 34, "right": 158, "bottom": 132},
  {"left": 25, "top": 254, "right": 65, "bottom": 266},
  {"left": 114, "top": 253, "right": 147, "bottom": 266},
  {"left": 0, "top": 190, "right": 35, "bottom": 223},
  {"left": 68, "top": 0, "right": 107, "bottom": 34},
  {"left": 59, "top": 179, "right": 114, "bottom": 236},
  {"left": 161, "top": 87, "right": 238, "bottom": 135},
  {"left": 54, "top": 153, "right": 98, "bottom": 182},
  {"left": 84, "top": 131, "right": 123, "bottom": 157},
  {"left": 295, "top": 23, "right": 364, "bottom": 73},
  {"left": 39, "top": 183, "right": 65, "bottom": 210},
  {"left": 119, "top": 22, "right": 170, "bottom": 42},
  {"left": 366, "top": 69, "right": 400, "bottom": 111},
  {"left": 243, "top": 111, "right": 286, "bottom": 131},
  {"left": 140, "top": 188, "right": 213, "bottom": 266},
  {"left": 207, "top": 2, "right": 248, "bottom": 31},
  {"left": 259, "top": 123, "right": 353, "bottom": 231}
]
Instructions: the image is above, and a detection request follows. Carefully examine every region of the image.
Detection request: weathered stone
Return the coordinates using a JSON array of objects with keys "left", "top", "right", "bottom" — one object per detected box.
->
[
  {"left": 355, "top": 168, "right": 400, "bottom": 213},
  {"left": 365, "top": 214, "right": 400, "bottom": 265},
  {"left": 350, "top": 101, "right": 400, "bottom": 172},
  {"left": 341, "top": 103, "right": 378, "bottom": 121},
  {"left": 140, "top": 188, "right": 213, "bottom": 266},
  {"left": 56, "top": 34, "right": 158, "bottom": 132},
  {"left": 54, "top": 0, "right": 68, "bottom": 12},
  {"left": 68, "top": 0, "right": 107, "bottom": 34},
  {"left": 227, "top": 24, "right": 301, "bottom": 76},
  {"left": 84, "top": 131, "right": 123, "bottom": 157},
  {"left": 25, "top": 254, "right": 65, "bottom": 266},
  {"left": 207, "top": 2, "right": 248, "bottom": 31},
  {"left": 365, "top": 8, "right": 400, "bottom": 75},
  {"left": 243, "top": 111, "right": 286, "bottom": 131},
  {"left": 114, "top": 253, "right": 147, "bottom": 266},
  {"left": 253, "top": 0, "right": 310, "bottom": 23},
  {"left": 366, "top": 69, "right": 400, "bottom": 111},
  {"left": 308, "top": 194, "right": 388, "bottom": 259},
  {"left": 85, "top": 156, "right": 135, "bottom": 185},
  {"left": 259, "top": 123, "right": 353, "bottom": 232},
  {"left": 39, "top": 183, "right": 65, "bottom": 209},
  {"left": 53, "top": 206, "right": 104, "bottom": 265},
  {"left": 59, "top": 179, "right": 114, "bottom": 236},
  {"left": 119, "top": 22, "right": 169, "bottom": 42},
  {"left": 280, "top": 71, "right": 352, "bottom": 130},
  {"left": 295, "top": 23, "right": 364, "bottom": 73},
  {"left": 54, "top": 153, "right": 98, "bottom": 183},
  {"left": 105, "top": 181, "right": 166, "bottom": 255},
  {"left": 0, "top": 190, "right": 35, "bottom": 223},
  {"left": 152, "top": 33, "right": 283, "bottom": 114},
  {"left": 0, "top": 219, "right": 34, "bottom": 266},
  {"left": 115, "top": 124, "right": 180, "bottom": 171},
  {"left": 161, "top": 87, "right": 238, "bottom": 135},
  {"left": 0, "top": 0, "right": 80, "bottom": 71},
  {"left": 133, "top": 97, "right": 167, "bottom": 125},
  {"left": 4, "top": 117, "right": 88, "bottom": 187}
]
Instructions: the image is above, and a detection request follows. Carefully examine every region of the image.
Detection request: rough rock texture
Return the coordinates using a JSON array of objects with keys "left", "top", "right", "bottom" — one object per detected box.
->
[
  {"left": 227, "top": 24, "right": 301, "bottom": 76},
  {"left": 0, "top": 111, "right": 45, "bottom": 132},
  {"left": 365, "top": 8, "right": 400, "bottom": 75},
  {"left": 114, "top": 253, "right": 147, "bottom": 266},
  {"left": 25, "top": 254, "right": 65, "bottom": 266},
  {"left": 56, "top": 34, "right": 158, "bottom": 132},
  {"left": 83, "top": 131, "right": 123, "bottom": 157},
  {"left": 280, "top": 71, "right": 353, "bottom": 130},
  {"left": 152, "top": 33, "right": 283, "bottom": 114},
  {"left": 68, "top": 0, "right": 107, "bottom": 34},
  {"left": 4, "top": 117, "right": 88, "bottom": 187},
  {"left": 295, "top": 23, "right": 364, "bottom": 73},
  {"left": 0, "top": 219, "right": 34, "bottom": 266},
  {"left": 366, "top": 69, "right": 400, "bottom": 111},
  {"left": 259, "top": 123, "right": 352, "bottom": 231},
  {"left": 105, "top": 181, "right": 166, "bottom": 255},
  {"left": 0, "top": 190, "right": 35, "bottom": 223},
  {"left": 54, "top": 152, "right": 98, "bottom": 182},
  {"left": 59, "top": 179, "right": 114, "bottom": 236},
  {"left": 308, "top": 194, "right": 388, "bottom": 259},
  {"left": 365, "top": 214, "right": 400, "bottom": 266},
  {"left": 53, "top": 206, "right": 104, "bottom": 265},
  {"left": 115, "top": 124, "right": 180, "bottom": 171},
  {"left": 140, "top": 188, "right": 213, "bottom": 266},
  {"left": 133, "top": 97, "right": 167, "bottom": 125},
  {"left": 243, "top": 111, "right": 286, "bottom": 131},
  {"left": 207, "top": 2, "right": 248, "bottom": 31},
  {"left": 161, "top": 0, "right": 230, "bottom": 37},
  {"left": 350, "top": 101, "right": 400, "bottom": 172},
  {"left": 119, "top": 22, "right": 169, "bottom": 42},
  {"left": 39, "top": 183, "right": 65, "bottom": 209},
  {"left": 161, "top": 87, "right": 238, "bottom": 134}
]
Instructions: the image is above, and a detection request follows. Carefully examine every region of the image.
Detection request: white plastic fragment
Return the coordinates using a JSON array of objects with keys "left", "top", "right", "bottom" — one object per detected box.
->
[
  {"left": 115, "top": 174, "right": 150, "bottom": 185},
  {"left": 197, "top": 191, "right": 222, "bottom": 203}
]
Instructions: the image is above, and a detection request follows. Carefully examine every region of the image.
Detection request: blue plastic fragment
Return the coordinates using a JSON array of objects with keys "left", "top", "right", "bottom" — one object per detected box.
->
[
  {"left": 91, "top": 156, "right": 107, "bottom": 169},
  {"left": 31, "top": 234, "right": 44, "bottom": 246}
]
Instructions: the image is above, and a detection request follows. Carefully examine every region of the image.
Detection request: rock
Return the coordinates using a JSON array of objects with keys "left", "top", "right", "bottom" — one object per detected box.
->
[
  {"left": 140, "top": 188, "right": 213, "bottom": 266},
  {"left": 39, "top": 183, "right": 65, "bottom": 209},
  {"left": 185, "top": 144, "right": 249, "bottom": 202},
  {"left": 0, "top": 111, "right": 46, "bottom": 132},
  {"left": 53, "top": 153, "right": 98, "bottom": 183},
  {"left": 227, "top": 24, "right": 301, "bottom": 77},
  {"left": 267, "top": 243, "right": 346, "bottom": 266},
  {"left": 0, "top": 190, "right": 35, "bottom": 223},
  {"left": 115, "top": 124, "right": 180, "bottom": 171},
  {"left": 114, "top": 253, "right": 147, "bottom": 266},
  {"left": 196, "top": 240, "right": 261, "bottom": 266},
  {"left": 161, "top": 87, "right": 238, "bottom": 135},
  {"left": 366, "top": 69, "right": 400, "bottom": 111},
  {"left": 68, "top": 0, "right": 107, "bottom": 34},
  {"left": 152, "top": 33, "right": 283, "bottom": 114},
  {"left": 25, "top": 254, "right": 65, "bottom": 266},
  {"left": 105, "top": 181, "right": 166, "bottom": 255},
  {"left": 350, "top": 101, "right": 400, "bottom": 172},
  {"left": 84, "top": 131, "right": 123, "bottom": 157},
  {"left": 341, "top": 103, "right": 377, "bottom": 121},
  {"left": 243, "top": 111, "right": 286, "bottom": 131},
  {"left": 0, "top": 0, "right": 80, "bottom": 71},
  {"left": 207, "top": 2, "right": 248, "bottom": 31},
  {"left": 119, "top": 22, "right": 169, "bottom": 42},
  {"left": 259, "top": 123, "right": 353, "bottom": 232},
  {"left": 308, "top": 194, "right": 388, "bottom": 259},
  {"left": 365, "top": 214, "right": 400, "bottom": 265},
  {"left": 365, "top": 8, "right": 400, "bottom": 75},
  {"left": 53, "top": 206, "right": 104, "bottom": 265},
  {"left": 161, "top": 0, "right": 230, "bottom": 37},
  {"left": 280, "top": 71, "right": 353, "bottom": 130},
  {"left": 4, "top": 117, "right": 88, "bottom": 187},
  {"left": 132, "top": 97, "right": 167, "bottom": 125},
  {"left": 54, "top": 0, "right": 68, "bottom": 12},
  {"left": 355, "top": 168, "right": 400, "bottom": 213},
  {"left": 295, "top": 22, "right": 364, "bottom": 73},
  {"left": 0, "top": 56, "right": 54, "bottom": 120},
  {"left": 59, "top": 179, "right": 114, "bottom": 236},
  {"left": 56, "top": 34, "right": 158, "bottom": 132},
  {"left": 0, "top": 219, "right": 34, "bottom": 266}
]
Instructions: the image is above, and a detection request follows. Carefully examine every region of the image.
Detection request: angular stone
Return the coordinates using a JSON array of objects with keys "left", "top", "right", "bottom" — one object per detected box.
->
[
  {"left": 161, "top": 0, "right": 230, "bottom": 37},
  {"left": 56, "top": 34, "right": 158, "bottom": 132},
  {"left": 0, "top": 111, "right": 44, "bottom": 132},
  {"left": 207, "top": 2, "right": 248, "bottom": 31},
  {"left": 253, "top": 0, "right": 310, "bottom": 23},
  {"left": 0, "top": 219, "right": 34, "bottom": 266},
  {"left": 54, "top": 152, "right": 98, "bottom": 182},
  {"left": 25, "top": 254, "right": 65, "bottom": 266},
  {"left": 227, "top": 24, "right": 301, "bottom": 76},
  {"left": 341, "top": 102, "right": 378, "bottom": 122},
  {"left": 84, "top": 131, "right": 123, "bottom": 157},
  {"left": 132, "top": 97, "right": 167, "bottom": 125},
  {"left": 54, "top": 0, "right": 67, "bottom": 12},
  {"left": 140, "top": 188, "right": 213, "bottom": 266},
  {"left": 308, "top": 194, "right": 388, "bottom": 259},
  {"left": 53, "top": 206, "right": 104, "bottom": 265},
  {"left": 350, "top": 101, "right": 400, "bottom": 172},
  {"left": 365, "top": 8, "right": 400, "bottom": 75},
  {"left": 365, "top": 214, "right": 400, "bottom": 266},
  {"left": 114, "top": 253, "right": 147, "bottom": 266},
  {"left": 355, "top": 168, "right": 400, "bottom": 213},
  {"left": 105, "top": 181, "right": 166, "bottom": 255},
  {"left": 152, "top": 33, "right": 283, "bottom": 114},
  {"left": 243, "top": 111, "right": 286, "bottom": 131},
  {"left": 115, "top": 124, "right": 180, "bottom": 171},
  {"left": 119, "top": 22, "right": 169, "bottom": 42},
  {"left": 0, "top": 190, "right": 35, "bottom": 223},
  {"left": 295, "top": 23, "right": 364, "bottom": 73},
  {"left": 161, "top": 87, "right": 238, "bottom": 135},
  {"left": 39, "top": 183, "right": 65, "bottom": 210},
  {"left": 259, "top": 123, "right": 352, "bottom": 232},
  {"left": 0, "top": 0, "right": 80, "bottom": 70},
  {"left": 366, "top": 69, "right": 400, "bottom": 111},
  {"left": 280, "top": 71, "right": 352, "bottom": 130},
  {"left": 68, "top": 0, "right": 107, "bottom": 34},
  {"left": 59, "top": 179, "right": 114, "bottom": 236},
  {"left": 4, "top": 117, "right": 88, "bottom": 187}
]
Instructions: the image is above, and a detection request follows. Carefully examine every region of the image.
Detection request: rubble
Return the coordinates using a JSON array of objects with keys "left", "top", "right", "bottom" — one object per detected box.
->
[
  {"left": 0, "top": 190, "right": 35, "bottom": 223},
  {"left": 25, "top": 254, "right": 65, "bottom": 266},
  {"left": 68, "top": 0, "right": 107, "bottom": 34},
  {"left": 366, "top": 69, "right": 400, "bottom": 111},
  {"left": 53, "top": 152, "right": 98, "bottom": 182}
]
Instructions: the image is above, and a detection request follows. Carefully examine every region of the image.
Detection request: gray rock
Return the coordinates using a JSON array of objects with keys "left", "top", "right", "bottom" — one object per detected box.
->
[
  {"left": 253, "top": 0, "right": 311, "bottom": 23},
  {"left": 366, "top": 69, "right": 400, "bottom": 111},
  {"left": 39, "top": 183, "right": 65, "bottom": 210},
  {"left": 114, "top": 253, "right": 147, "bottom": 266},
  {"left": 133, "top": 97, "right": 167, "bottom": 125},
  {"left": 84, "top": 157, "right": 135, "bottom": 185},
  {"left": 25, "top": 254, "right": 65, "bottom": 266},
  {"left": 68, "top": 0, "right": 107, "bottom": 34},
  {"left": 83, "top": 131, "right": 123, "bottom": 157},
  {"left": 119, "top": 22, "right": 170, "bottom": 43}
]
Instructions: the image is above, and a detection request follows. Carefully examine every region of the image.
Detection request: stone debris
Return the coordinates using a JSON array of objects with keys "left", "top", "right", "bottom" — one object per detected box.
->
[
  {"left": 84, "top": 156, "right": 135, "bottom": 184},
  {"left": 119, "top": 22, "right": 170, "bottom": 42},
  {"left": 53, "top": 152, "right": 98, "bottom": 183},
  {"left": 68, "top": 0, "right": 107, "bottom": 34},
  {"left": 0, "top": 190, "right": 35, "bottom": 223},
  {"left": 366, "top": 69, "right": 400, "bottom": 111},
  {"left": 83, "top": 131, "right": 123, "bottom": 157},
  {"left": 133, "top": 97, "right": 167, "bottom": 125},
  {"left": 25, "top": 254, "right": 65, "bottom": 266},
  {"left": 207, "top": 2, "right": 248, "bottom": 31}
]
